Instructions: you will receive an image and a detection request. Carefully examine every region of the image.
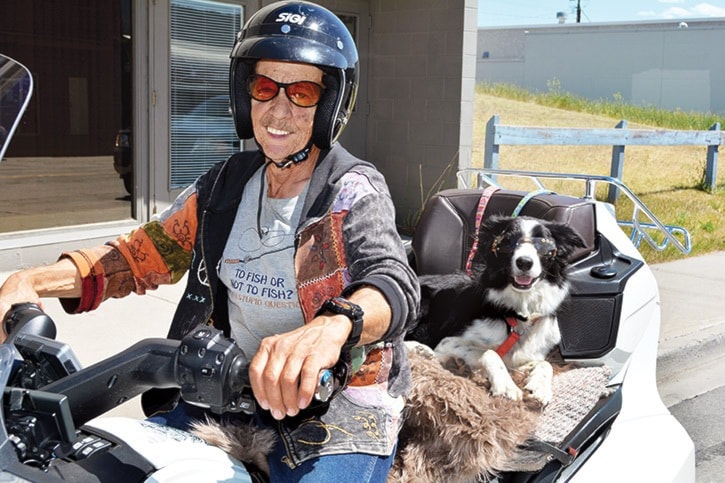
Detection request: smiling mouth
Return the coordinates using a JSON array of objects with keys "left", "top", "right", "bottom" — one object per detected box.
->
[
  {"left": 267, "top": 126, "right": 290, "bottom": 136},
  {"left": 512, "top": 275, "right": 539, "bottom": 290}
]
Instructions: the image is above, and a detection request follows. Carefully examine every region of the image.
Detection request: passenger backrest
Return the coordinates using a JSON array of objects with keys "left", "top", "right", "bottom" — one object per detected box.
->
[{"left": 412, "top": 188, "right": 596, "bottom": 276}]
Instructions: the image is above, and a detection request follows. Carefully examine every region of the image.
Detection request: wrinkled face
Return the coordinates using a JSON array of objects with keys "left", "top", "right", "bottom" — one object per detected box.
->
[{"left": 251, "top": 60, "right": 323, "bottom": 163}]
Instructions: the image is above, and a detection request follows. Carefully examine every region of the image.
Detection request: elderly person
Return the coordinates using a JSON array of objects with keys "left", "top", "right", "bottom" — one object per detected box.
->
[{"left": 0, "top": 1, "right": 419, "bottom": 481}]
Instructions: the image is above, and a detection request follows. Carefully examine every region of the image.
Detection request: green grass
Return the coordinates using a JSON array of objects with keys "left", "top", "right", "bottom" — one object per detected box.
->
[
  {"left": 479, "top": 81, "right": 725, "bottom": 131},
  {"left": 471, "top": 82, "right": 725, "bottom": 264}
]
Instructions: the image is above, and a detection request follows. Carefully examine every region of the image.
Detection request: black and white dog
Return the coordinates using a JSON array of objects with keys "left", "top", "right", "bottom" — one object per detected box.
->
[{"left": 408, "top": 215, "right": 586, "bottom": 405}]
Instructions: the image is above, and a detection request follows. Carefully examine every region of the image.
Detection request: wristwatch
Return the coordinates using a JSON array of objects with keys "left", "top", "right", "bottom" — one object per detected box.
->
[{"left": 320, "top": 297, "right": 364, "bottom": 353}]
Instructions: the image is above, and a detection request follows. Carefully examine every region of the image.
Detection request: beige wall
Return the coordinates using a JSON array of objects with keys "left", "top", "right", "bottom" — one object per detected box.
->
[
  {"left": 365, "top": 0, "right": 476, "bottom": 229},
  {"left": 230, "top": 1, "right": 477, "bottom": 228}
]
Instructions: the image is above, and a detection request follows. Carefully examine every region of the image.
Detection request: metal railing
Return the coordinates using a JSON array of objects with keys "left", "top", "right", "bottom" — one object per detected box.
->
[{"left": 457, "top": 168, "right": 692, "bottom": 254}]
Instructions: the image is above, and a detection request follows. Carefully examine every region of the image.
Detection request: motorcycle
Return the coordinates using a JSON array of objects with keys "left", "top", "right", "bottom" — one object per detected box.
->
[{"left": 0, "top": 53, "right": 695, "bottom": 481}]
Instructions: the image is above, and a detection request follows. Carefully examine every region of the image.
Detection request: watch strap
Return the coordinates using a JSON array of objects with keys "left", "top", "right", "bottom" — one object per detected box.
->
[{"left": 319, "top": 297, "right": 364, "bottom": 352}]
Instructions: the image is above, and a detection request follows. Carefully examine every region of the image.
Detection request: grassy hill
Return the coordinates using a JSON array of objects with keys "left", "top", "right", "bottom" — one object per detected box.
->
[{"left": 470, "top": 88, "right": 725, "bottom": 264}]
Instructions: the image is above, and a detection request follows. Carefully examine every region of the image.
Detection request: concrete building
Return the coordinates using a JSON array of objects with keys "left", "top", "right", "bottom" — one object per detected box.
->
[
  {"left": 0, "top": 0, "right": 478, "bottom": 270},
  {"left": 477, "top": 18, "right": 725, "bottom": 115}
]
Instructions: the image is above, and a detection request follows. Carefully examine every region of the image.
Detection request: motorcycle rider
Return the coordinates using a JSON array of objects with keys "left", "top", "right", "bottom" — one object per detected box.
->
[{"left": 0, "top": 1, "right": 419, "bottom": 481}]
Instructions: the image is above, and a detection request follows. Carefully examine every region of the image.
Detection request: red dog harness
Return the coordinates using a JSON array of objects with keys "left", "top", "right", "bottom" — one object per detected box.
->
[{"left": 496, "top": 316, "right": 540, "bottom": 357}]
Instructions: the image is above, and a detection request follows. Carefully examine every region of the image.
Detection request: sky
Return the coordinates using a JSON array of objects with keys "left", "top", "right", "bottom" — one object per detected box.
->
[{"left": 478, "top": 0, "right": 725, "bottom": 27}]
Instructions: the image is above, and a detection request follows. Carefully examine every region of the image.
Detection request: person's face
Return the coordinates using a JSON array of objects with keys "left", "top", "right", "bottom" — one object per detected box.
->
[{"left": 251, "top": 60, "right": 324, "bottom": 163}]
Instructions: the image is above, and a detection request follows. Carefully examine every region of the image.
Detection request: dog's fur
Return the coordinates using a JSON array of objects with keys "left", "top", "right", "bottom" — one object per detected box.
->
[{"left": 408, "top": 215, "right": 585, "bottom": 406}]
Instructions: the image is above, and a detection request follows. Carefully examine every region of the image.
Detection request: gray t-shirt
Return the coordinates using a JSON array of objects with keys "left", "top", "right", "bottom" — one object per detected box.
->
[{"left": 217, "top": 165, "right": 308, "bottom": 359}]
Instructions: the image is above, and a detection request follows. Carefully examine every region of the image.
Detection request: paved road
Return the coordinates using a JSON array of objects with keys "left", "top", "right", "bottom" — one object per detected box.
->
[
  {"left": 652, "top": 252, "right": 725, "bottom": 482},
  {"left": 670, "top": 386, "right": 725, "bottom": 483}
]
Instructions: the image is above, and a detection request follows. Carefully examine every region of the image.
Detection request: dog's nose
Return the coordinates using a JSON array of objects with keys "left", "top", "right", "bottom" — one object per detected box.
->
[{"left": 516, "top": 256, "right": 534, "bottom": 271}]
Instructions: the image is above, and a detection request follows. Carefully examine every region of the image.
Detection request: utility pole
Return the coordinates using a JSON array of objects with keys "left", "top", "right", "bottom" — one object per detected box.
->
[
  {"left": 570, "top": 0, "right": 583, "bottom": 23},
  {"left": 576, "top": 0, "right": 581, "bottom": 22}
]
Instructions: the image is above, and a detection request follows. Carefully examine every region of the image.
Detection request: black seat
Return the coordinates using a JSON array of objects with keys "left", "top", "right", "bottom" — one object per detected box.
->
[
  {"left": 412, "top": 188, "right": 597, "bottom": 276},
  {"left": 411, "top": 188, "right": 635, "bottom": 359}
]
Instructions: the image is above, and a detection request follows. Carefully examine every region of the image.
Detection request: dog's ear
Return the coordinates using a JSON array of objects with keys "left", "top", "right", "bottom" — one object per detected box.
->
[
  {"left": 468, "top": 215, "right": 513, "bottom": 270},
  {"left": 474, "top": 216, "right": 514, "bottom": 257},
  {"left": 478, "top": 216, "right": 514, "bottom": 247},
  {"left": 546, "top": 222, "right": 587, "bottom": 259}
]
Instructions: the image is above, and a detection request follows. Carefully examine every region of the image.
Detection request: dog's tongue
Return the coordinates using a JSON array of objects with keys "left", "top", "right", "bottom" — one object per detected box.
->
[{"left": 515, "top": 275, "right": 534, "bottom": 287}]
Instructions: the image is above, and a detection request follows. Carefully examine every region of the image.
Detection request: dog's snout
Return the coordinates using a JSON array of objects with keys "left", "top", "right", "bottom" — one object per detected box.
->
[{"left": 516, "top": 256, "right": 534, "bottom": 271}]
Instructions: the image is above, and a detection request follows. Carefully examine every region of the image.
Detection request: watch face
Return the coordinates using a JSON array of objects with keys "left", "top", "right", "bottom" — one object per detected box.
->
[
  {"left": 334, "top": 298, "right": 354, "bottom": 310},
  {"left": 322, "top": 297, "right": 363, "bottom": 321}
]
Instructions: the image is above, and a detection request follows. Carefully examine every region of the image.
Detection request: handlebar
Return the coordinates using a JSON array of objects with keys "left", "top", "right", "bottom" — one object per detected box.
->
[
  {"left": 2, "top": 304, "right": 349, "bottom": 468},
  {"left": 2, "top": 302, "right": 56, "bottom": 344},
  {"left": 3, "top": 303, "right": 348, "bottom": 426}
]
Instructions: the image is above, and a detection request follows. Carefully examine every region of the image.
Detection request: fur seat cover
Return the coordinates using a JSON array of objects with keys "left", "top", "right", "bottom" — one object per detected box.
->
[
  {"left": 191, "top": 346, "right": 611, "bottom": 482},
  {"left": 388, "top": 346, "right": 611, "bottom": 482}
]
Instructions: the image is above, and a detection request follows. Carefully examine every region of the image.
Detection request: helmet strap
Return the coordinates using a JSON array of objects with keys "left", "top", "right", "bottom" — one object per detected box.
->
[{"left": 255, "top": 140, "right": 313, "bottom": 169}]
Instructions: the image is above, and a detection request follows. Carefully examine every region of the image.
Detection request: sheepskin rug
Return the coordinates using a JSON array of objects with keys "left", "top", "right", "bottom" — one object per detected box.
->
[
  {"left": 388, "top": 346, "right": 540, "bottom": 483},
  {"left": 389, "top": 344, "right": 612, "bottom": 482},
  {"left": 191, "top": 345, "right": 611, "bottom": 483}
]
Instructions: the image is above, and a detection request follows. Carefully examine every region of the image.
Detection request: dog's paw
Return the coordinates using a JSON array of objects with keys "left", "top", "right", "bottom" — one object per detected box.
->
[
  {"left": 481, "top": 350, "right": 523, "bottom": 401},
  {"left": 523, "top": 362, "right": 554, "bottom": 406},
  {"left": 490, "top": 379, "right": 524, "bottom": 401},
  {"left": 405, "top": 340, "right": 436, "bottom": 359},
  {"left": 524, "top": 379, "right": 552, "bottom": 406}
]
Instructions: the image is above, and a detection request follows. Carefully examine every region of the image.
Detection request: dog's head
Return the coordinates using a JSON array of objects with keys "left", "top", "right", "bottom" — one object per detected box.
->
[{"left": 474, "top": 216, "right": 586, "bottom": 291}]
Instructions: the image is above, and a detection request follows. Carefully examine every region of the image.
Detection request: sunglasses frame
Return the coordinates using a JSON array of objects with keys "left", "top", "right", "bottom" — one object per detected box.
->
[{"left": 247, "top": 74, "right": 325, "bottom": 108}]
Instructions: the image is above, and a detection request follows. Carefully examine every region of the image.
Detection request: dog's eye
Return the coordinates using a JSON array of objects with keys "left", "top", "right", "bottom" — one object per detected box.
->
[{"left": 493, "top": 236, "right": 517, "bottom": 254}]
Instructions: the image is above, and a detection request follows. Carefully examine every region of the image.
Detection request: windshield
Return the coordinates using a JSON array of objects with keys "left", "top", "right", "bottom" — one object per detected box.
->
[
  {"left": 0, "top": 53, "right": 32, "bottom": 459},
  {"left": 0, "top": 54, "right": 33, "bottom": 162},
  {"left": 0, "top": 345, "right": 13, "bottom": 451}
]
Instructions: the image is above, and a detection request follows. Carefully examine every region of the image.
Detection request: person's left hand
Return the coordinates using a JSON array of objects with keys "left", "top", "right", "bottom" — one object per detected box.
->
[{"left": 248, "top": 315, "right": 350, "bottom": 420}]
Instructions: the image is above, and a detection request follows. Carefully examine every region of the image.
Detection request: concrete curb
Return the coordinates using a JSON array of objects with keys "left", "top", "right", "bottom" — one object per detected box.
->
[
  {"left": 652, "top": 251, "right": 725, "bottom": 406},
  {"left": 652, "top": 252, "right": 725, "bottom": 357}
]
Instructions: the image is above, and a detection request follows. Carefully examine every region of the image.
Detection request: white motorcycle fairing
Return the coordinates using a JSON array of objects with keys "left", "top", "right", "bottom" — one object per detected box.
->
[{"left": 86, "top": 417, "right": 252, "bottom": 482}]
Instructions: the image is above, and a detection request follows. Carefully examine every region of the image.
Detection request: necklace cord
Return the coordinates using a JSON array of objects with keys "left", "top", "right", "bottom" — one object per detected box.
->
[{"left": 257, "top": 162, "right": 270, "bottom": 239}]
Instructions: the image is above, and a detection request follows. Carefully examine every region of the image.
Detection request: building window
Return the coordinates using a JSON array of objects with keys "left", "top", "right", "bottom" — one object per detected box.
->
[
  {"left": 169, "top": 0, "right": 243, "bottom": 190},
  {"left": 0, "top": 0, "right": 134, "bottom": 233}
]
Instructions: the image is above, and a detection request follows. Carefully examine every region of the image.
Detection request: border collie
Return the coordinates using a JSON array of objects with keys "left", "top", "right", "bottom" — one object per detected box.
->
[{"left": 408, "top": 215, "right": 585, "bottom": 405}]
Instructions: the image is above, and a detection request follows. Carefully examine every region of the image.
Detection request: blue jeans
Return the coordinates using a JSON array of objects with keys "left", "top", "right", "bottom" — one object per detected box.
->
[
  {"left": 268, "top": 440, "right": 395, "bottom": 482},
  {"left": 147, "top": 403, "right": 395, "bottom": 482}
]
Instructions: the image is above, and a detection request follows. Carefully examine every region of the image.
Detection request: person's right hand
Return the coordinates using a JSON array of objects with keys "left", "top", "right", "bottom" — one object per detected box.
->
[{"left": 0, "top": 271, "right": 43, "bottom": 343}]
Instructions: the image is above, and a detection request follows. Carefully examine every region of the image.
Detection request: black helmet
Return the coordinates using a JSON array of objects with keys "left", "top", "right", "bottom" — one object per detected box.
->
[{"left": 229, "top": 1, "right": 359, "bottom": 150}]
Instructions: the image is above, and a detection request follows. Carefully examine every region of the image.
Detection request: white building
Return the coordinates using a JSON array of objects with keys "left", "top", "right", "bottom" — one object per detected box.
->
[{"left": 477, "top": 18, "right": 725, "bottom": 115}]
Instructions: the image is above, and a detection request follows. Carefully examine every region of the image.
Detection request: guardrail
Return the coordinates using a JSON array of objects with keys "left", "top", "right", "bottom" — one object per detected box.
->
[
  {"left": 483, "top": 115, "right": 723, "bottom": 202},
  {"left": 458, "top": 168, "right": 692, "bottom": 254}
]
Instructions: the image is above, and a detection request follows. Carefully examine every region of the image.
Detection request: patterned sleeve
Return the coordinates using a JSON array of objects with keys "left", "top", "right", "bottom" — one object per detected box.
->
[
  {"left": 338, "top": 168, "right": 420, "bottom": 339},
  {"left": 59, "top": 185, "right": 199, "bottom": 313}
]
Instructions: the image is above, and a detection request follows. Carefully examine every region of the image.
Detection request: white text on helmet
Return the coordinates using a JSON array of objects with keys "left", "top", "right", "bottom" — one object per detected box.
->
[{"left": 276, "top": 12, "right": 307, "bottom": 25}]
